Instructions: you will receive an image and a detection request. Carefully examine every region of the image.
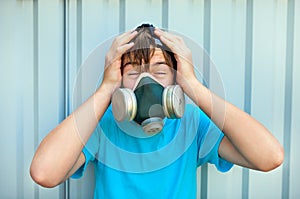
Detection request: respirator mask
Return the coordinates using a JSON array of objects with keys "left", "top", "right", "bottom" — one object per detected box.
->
[{"left": 112, "top": 73, "right": 185, "bottom": 135}]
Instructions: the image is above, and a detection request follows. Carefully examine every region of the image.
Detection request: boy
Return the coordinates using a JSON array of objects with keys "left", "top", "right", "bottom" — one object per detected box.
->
[{"left": 30, "top": 24, "right": 284, "bottom": 198}]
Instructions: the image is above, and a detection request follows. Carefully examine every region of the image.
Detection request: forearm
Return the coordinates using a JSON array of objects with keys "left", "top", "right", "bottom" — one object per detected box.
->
[
  {"left": 187, "top": 78, "right": 284, "bottom": 171},
  {"left": 30, "top": 83, "right": 112, "bottom": 187}
]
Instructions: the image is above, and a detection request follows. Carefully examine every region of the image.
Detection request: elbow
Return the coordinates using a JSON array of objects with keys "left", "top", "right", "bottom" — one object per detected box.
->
[
  {"left": 259, "top": 146, "right": 284, "bottom": 172},
  {"left": 30, "top": 163, "right": 62, "bottom": 188}
]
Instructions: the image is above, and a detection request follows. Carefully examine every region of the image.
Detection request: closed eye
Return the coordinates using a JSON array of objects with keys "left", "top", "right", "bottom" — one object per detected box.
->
[
  {"left": 126, "top": 67, "right": 141, "bottom": 79},
  {"left": 151, "top": 62, "right": 170, "bottom": 76},
  {"left": 153, "top": 71, "right": 167, "bottom": 75},
  {"left": 128, "top": 71, "right": 140, "bottom": 76}
]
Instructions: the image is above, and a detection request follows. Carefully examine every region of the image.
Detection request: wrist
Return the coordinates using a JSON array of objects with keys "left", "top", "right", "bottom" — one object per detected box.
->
[
  {"left": 95, "top": 83, "right": 115, "bottom": 105},
  {"left": 96, "top": 81, "right": 119, "bottom": 97},
  {"left": 92, "top": 83, "right": 115, "bottom": 121},
  {"left": 181, "top": 76, "right": 200, "bottom": 100}
]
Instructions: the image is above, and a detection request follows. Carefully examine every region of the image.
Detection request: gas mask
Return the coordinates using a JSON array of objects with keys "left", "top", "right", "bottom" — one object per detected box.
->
[{"left": 111, "top": 73, "right": 185, "bottom": 135}]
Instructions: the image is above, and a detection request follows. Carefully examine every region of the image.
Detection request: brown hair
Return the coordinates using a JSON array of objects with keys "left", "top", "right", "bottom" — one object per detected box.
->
[{"left": 121, "top": 24, "right": 177, "bottom": 75}]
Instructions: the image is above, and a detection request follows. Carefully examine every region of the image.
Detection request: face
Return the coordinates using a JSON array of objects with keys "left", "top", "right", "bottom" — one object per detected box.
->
[{"left": 122, "top": 48, "right": 175, "bottom": 89}]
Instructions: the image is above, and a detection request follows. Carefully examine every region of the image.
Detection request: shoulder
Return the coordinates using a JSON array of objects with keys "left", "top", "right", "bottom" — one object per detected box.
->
[
  {"left": 168, "top": 104, "right": 201, "bottom": 133},
  {"left": 97, "top": 104, "right": 118, "bottom": 134},
  {"left": 181, "top": 104, "right": 204, "bottom": 125},
  {"left": 101, "top": 104, "right": 114, "bottom": 123}
]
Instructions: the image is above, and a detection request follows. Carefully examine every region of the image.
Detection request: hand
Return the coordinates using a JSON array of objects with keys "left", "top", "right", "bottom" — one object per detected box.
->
[
  {"left": 101, "top": 30, "right": 138, "bottom": 93},
  {"left": 154, "top": 28, "right": 197, "bottom": 92}
]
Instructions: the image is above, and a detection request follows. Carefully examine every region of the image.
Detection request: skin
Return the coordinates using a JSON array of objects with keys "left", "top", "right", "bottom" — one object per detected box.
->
[
  {"left": 30, "top": 28, "right": 284, "bottom": 188},
  {"left": 122, "top": 48, "right": 174, "bottom": 89}
]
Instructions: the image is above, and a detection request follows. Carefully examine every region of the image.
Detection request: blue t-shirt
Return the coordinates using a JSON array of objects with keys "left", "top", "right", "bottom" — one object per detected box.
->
[{"left": 72, "top": 104, "right": 233, "bottom": 198}]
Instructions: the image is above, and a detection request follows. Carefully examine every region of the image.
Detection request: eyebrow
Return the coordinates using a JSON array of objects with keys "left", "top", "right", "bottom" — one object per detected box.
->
[
  {"left": 122, "top": 61, "right": 140, "bottom": 68},
  {"left": 151, "top": 61, "right": 168, "bottom": 66},
  {"left": 123, "top": 61, "right": 168, "bottom": 68}
]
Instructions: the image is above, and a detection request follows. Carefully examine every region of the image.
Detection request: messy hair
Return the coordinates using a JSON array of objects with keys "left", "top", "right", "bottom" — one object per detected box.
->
[{"left": 121, "top": 24, "right": 177, "bottom": 75}]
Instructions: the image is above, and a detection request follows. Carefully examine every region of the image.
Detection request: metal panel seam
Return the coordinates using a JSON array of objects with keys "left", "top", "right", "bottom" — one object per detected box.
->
[{"left": 282, "top": 0, "right": 295, "bottom": 198}]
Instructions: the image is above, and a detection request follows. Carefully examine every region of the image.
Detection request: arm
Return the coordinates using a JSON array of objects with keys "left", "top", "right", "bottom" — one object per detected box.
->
[
  {"left": 154, "top": 28, "right": 284, "bottom": 171},
  {"left": 188, "top": 79, "right": 283, "bottom": 171},
  {"left": 30, "top": 85, "right": 111, "bottom": 188},
  {"left": 30, "top": 30, "right": 137, "bottom": 188}
]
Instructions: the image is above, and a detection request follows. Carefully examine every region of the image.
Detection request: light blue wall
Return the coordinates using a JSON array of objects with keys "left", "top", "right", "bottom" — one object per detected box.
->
[{"left": 0, "top": 0, "right": 299, "bottom": 199}]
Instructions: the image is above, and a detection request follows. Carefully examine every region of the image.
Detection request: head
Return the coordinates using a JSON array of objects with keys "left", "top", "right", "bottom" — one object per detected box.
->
[
  {"left": 112, "top": 25, "right": 184, "bottom": 134},
  {"left": 121, "top": 24, "right": 177, "bottom": 89}
]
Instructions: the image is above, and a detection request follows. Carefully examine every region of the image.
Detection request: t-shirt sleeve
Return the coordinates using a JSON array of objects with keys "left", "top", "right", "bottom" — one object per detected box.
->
[
  {"left": 71, "top": 147, "right": 95, "bottom": 179},
  {"left": 71, "top": 124, "right": 101, "bottom": 179},
  {"left": 196, "top": 108, "right": 233, "bottom": 172}
]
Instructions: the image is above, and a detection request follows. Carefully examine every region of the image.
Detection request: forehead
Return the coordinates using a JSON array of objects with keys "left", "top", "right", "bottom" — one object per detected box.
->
[{"left": 150, "top": 48, "right": 166, "bottom": 62}]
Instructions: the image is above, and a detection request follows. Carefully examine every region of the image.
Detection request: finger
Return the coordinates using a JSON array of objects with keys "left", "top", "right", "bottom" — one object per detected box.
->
[
  {"left": 155, "top": 29, "right": 190, "bottom": 58},
  {"left": 116, "top": 29, "right": 136, "bottom": 40},
  {"left": 105, "top": 42, "right": 134, "bottom": 66},
  {"left": 154, "top": 28, "right": 176, "bottom": 40},
  {"left": 154, "top": 27, "right": 164, "bottom": 36},
  {"left": 117, "top": 42, "right": 135, "bottom": 56},
  {"left": 161, "top": 32, "right": 183, "bottom": 45},
  {"left": 154, "top": 30, "right": 180, "bottom": 53},
  {"left": 115, "top": 30, "right": 138, "bottom": 46},
  {"left": 155, "top": 28, "right": 185, "bottom": 45},
  {"left": 107, "top": 31, "right": 136, "bottom": 59},
  {"left": 159, "top": 35, "right": 192, "bottom": 65},
  {"left": 159, "top": 35, "right": 179, "bottom": 53},
  {"left": 110, "top": 42, "right": 135, "bottom": 63},
  {"left": 154, "top": 29, "right": 175, "bottom": 47}
]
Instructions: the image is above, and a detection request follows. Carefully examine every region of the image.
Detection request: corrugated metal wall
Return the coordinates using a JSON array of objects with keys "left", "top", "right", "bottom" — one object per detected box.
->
[{"left": 0, "top": 0, "right": 299, "bottom": 198}]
